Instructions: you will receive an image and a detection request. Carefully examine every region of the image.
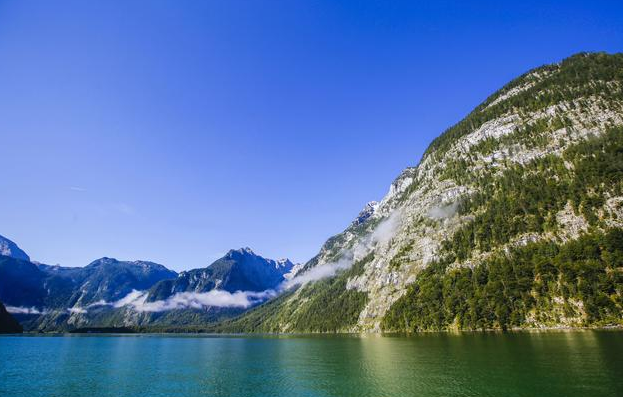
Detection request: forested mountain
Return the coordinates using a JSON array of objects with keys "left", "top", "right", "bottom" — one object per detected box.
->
[
  {"left": 146, "top": 248, "right": 294, "bottom": 302},
  {"left": 0, "top": 255, "right": 177, "bottom": 310},
  {"left": 213, "top": 52, "right": 623, "bottom": 333},
  {"left": 0, "top": 301, "right": 22, "bottom": 334},
  {"left": 0, "top": 245, "right": 295, "bottom": 331}
]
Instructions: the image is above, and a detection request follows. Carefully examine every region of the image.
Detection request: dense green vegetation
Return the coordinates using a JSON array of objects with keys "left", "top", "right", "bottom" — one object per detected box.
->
[
  {"left": 383, "top": 126, "right": 623, "bottom": 331},
  {"left": 424, "top": 52, "right": 623, "bottom": 161},
  {"left": 382, "top": 228, "right": 623, "bottom": 331},
  {"left": 440, "top": 126, "right": 623, "bottom": 262},
  {"left": 209, "top": 254, "right": 373, "bottom": 333}
]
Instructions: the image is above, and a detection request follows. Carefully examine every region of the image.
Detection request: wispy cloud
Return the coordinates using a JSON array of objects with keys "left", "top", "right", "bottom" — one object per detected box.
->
[
  {"left": 116, "top": 289, "right": 276, "bottom": 312},
  {"left": 69, "top": 186, "right": 87, "bottom": 192},
  {"left": 427, "top": 201, "right": 459, "bottom": 220},
  {"left": 281, "top": 254, "right": 352, "bottom": 289},
  {"left": 68, "top": 288, "right": 277, "bottom": 314},
  {"left": 62, "top": 210, "right": 403, "bottom": 315},
  {"left": 283, "top": 209, "right": 403, "bottom": 288},
  {"left": 5, "top": 306, "right": 46, "bottom": 314}
]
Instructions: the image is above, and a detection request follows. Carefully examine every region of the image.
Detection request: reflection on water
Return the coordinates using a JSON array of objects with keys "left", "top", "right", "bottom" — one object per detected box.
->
[{"left": 1, "top": 331, "right": 622, "bottom": 397}]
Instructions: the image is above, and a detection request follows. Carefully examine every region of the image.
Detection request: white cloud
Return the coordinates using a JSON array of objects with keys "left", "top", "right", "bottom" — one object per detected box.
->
[
  {"left": 69, "top": 186, "right": 86, "bottom": 192},
  {"left": 281, "top": 254, "right": 352, "bottom": 289},
  {"left": 86, "top": 300, "right": 109, "bottom": 308},
  {"left": 128, "top": 290, "right": 276, "bottom": 312},
  {"left": 52, "top": 210, "right": 403, "bottom": 316},
  {"left": 66, "top": 288, "right": 277, "bottom": 314},
  {"left": 5, "top": 306, "right": 45, "bottom": 314},
  {"left": 113, "top": 290, "right": 145, "bottom": 308},
  {"left": 427, "top": 202, "right": 459, "bottom": 220},
  {"left": 283, "top": 209, "right": 403, "bottom": 288}
]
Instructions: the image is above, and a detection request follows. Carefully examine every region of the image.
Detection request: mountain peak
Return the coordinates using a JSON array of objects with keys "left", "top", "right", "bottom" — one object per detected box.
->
[
  {"left": 227, "top": 247, "right": 256, "bottom": 256},
  {"left": 0, "top": 234, "right": 30, "bottom": 261},
  {"left": 87, "top": 257, "right": 118, "bottom": 267}
]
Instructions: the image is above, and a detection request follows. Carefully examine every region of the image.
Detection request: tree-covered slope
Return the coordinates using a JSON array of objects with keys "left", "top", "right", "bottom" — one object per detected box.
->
[
  {"left": 218, "top": 52, "right": 623, "bottom": 333},
  {"left": 0, "top": 301, "right": 22, "bottom": 334}
]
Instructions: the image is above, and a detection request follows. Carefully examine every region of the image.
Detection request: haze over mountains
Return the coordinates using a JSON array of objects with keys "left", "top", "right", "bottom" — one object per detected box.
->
[{"left": 1, "top": 52, "right": 623, "bottom": 333}]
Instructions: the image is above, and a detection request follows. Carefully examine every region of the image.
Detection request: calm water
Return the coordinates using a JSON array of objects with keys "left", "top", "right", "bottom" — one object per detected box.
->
[{"left": 1, "top": 331, "right": 622, "bottom": 397}]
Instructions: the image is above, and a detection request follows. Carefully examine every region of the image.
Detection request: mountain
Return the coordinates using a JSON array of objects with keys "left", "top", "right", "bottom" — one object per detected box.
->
[
  {"left": 0, "top": 255, "right": 177, "bottom": 312},
  {"left": 0, "top": 244, "right": 295, "bottom": 331},
  {"left": 0, "top": 256, "right": 47, "bottom": 308},
  {"left": 65, "top": 258, "right": 178, "bottom": 307},
  {"left": 212, "top": 52, "right": 623, "bottom": 333},
  {"left": 69, "top": 248, "right": 298, "bottom": 331},
  {"left": 146, "top": 248, "right": 295, "bottom": 302},
  {"left": 0, "top": 234, "right": 30, "bottom": 261},
  {"left": 0, "top": 301, "right": 22, "bottom": 333},
  {"left": 33, "top": 249, "right": 294, "bottom": 332}
]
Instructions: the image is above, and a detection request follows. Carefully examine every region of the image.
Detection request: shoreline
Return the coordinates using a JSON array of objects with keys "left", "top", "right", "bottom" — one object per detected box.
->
[{"left": 9, "top": 323, "right": 623, "bottom": 337}]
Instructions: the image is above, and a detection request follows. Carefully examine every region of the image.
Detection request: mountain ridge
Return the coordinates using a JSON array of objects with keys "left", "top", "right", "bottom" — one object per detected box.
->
[
  {"left": 0, "top": 234, "right": 30, "bottom": 261},
  {"left": 209, "top": 51, "right": 623, "bottom": 333},
  {"left": 0, "top": 244, "right": 297, "bottom": 331}
]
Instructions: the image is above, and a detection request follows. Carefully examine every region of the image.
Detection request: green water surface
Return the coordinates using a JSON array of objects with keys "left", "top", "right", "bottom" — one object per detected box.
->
[{"left": 1, "top": 331, "right": 622, "bottom": 397}]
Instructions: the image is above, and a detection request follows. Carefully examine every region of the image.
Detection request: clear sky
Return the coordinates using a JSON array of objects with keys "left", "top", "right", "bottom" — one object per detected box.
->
[{"left": 0, "top": 1, "right": 621, "bottom": 271}]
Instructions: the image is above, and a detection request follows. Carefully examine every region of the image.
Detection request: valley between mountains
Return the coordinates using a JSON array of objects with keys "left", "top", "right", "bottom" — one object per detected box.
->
[{"left": 2, "top": 52, "right": 623, "bottom": 333}]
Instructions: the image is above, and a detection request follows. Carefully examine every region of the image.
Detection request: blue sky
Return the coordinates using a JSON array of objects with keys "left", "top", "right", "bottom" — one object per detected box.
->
[{"left": 0, "top": 1, "right": 621, "bottom": 271}]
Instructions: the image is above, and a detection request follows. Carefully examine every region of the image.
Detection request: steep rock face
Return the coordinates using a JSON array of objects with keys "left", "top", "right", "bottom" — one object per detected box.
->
[
  {"left": 0, "top": 301, "right": 22, "bottom": 333},
  {"left": 68, "top": 258, "right": 178, "bottom": 306},
  {"left": 146, "top": 248, "right": 294, "bottom": 301},
  {"left": 0, "top": 234, "right": 30, "bottom": 261},
  {"left": 220, "top": 52, "right": 623, "bottom": 332}
]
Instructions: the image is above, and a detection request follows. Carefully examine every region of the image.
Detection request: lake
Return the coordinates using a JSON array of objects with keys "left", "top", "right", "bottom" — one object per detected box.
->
[{"left": 1, "top": 331, "right": 622, "bottom": 397}]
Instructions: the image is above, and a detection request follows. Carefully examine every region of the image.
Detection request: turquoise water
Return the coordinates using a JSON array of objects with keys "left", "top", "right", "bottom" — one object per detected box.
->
[{"left": 1, "top": 331, "right": 622, "bottom": 397}]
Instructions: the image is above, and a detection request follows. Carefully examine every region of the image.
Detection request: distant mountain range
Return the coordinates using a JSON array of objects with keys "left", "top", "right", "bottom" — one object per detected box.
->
[
  {"left": 146, "top": 248, "right": 294, "bottom": 301},
  {"left": 0, "top": 235, "right": 298, "bottom": 331}
]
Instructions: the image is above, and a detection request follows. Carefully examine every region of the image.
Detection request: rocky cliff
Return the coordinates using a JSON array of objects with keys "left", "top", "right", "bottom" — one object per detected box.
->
[{"left": 214, "top": 52, "right": 623, "bottom": 333}]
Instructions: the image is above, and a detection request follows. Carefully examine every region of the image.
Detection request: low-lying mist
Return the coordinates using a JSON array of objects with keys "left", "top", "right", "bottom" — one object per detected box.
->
[
  {"left": 282, "top": 209, "right": 403, "bottom": 288},
  {"left": 60, "top": 210, "right": 403, "bottom": 315}
]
